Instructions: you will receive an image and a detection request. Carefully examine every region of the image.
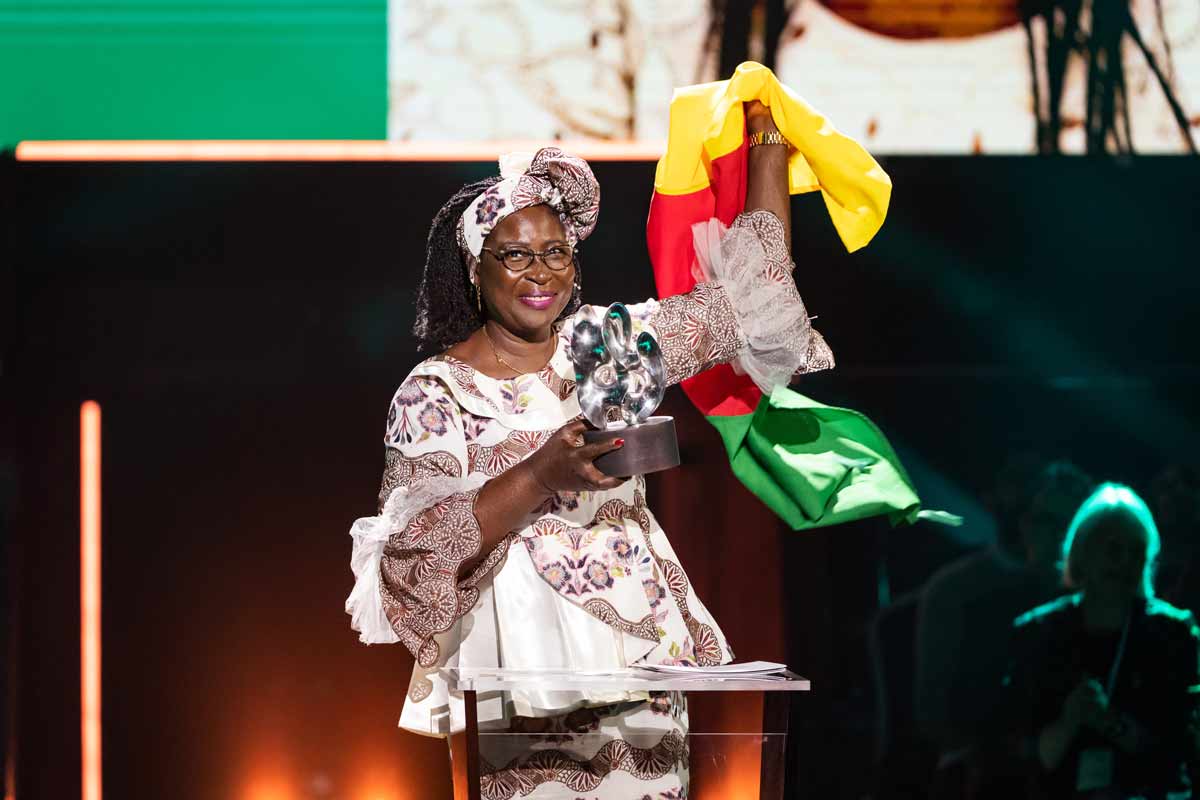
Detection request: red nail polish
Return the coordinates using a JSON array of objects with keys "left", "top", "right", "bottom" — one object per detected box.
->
[{"left": 614, "top": 438, "right": 625, "bottom": 447}]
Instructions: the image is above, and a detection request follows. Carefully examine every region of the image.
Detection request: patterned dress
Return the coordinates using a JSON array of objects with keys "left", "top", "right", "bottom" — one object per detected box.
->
[{"left": 345, "top": 210, "right": 833, "bottom": 799}]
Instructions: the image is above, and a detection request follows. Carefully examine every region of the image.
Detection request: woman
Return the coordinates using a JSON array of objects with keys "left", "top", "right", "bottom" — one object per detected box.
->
[
  {"left": 346, "top": 101, "right": 832, "bottom": 798},
  {"left": 1006, "top": 483, "right": 1200, "bottom": 799}
]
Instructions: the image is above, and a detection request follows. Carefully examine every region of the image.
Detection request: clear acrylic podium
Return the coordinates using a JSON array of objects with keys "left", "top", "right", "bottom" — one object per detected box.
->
[{"left": 441, "top": 666, "right": 811, "bottom": 800}]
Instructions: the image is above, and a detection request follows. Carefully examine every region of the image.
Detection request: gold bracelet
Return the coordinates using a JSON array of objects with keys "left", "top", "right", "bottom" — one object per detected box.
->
[{"left": 749, "top": 130, "right": 791, "bottom": 148}]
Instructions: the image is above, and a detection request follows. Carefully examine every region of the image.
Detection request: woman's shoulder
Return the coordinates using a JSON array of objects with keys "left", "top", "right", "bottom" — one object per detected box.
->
[
  {"left": 389, "top": 366, "right": 455, "bottom": 405},
  {"left": 383, "top": 366, "right": 466, "bottom": 449},
  {"left": 1007, "top": 594, "right": 1082, "bottom": 666},
  {"left": 389, "top": 352, "right": 503, "bottom": 420},
  {"left": 397, "top": 344, "right": 581, "bottom": 432},
  {"left": 1012, "top": 593, "right": 1082, "bottom": 632},
  {"left": 1141, "top": 596, "right": 1200, "bottom": 640},
  {"left": 405, "top": 351, "right": 487, "bottom": 396}
]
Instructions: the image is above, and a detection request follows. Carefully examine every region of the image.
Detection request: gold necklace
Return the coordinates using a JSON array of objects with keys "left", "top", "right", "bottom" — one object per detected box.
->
[{"left": 483, "top": 326, "right": 554, "bottom": 376}]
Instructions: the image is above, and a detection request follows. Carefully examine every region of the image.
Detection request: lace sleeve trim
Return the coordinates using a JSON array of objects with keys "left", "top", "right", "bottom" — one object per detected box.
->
[
  {"left": 379, "top": 484, "right": 503, "bottom": 667},
  {"left": 730, "top": 209, "right": 792, "bottom": 281},
  {"left": 730, "top": 209, "right": 835, "bottom": 376},
  {"left": 685, "top": 211, "right": 834, "bottom": 392}
]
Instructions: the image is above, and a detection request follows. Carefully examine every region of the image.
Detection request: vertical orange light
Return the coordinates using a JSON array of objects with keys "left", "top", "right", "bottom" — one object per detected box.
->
[{"left": 80, "top": 402, "right": 102, "bottom": 800}]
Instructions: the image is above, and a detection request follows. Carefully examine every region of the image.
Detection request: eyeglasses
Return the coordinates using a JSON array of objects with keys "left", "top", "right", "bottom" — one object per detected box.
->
[{"left": 481, "top": 244, "right": 575, "bottom": 272}]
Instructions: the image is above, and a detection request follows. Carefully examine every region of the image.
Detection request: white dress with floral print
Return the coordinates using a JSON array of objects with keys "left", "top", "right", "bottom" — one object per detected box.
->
[{"left": 345, "top": 210, "right": 833, "bottom": 799}]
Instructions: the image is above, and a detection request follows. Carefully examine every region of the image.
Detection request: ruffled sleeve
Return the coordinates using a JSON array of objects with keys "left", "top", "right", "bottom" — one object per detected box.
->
[
  {"left": 637, "top": 208, "right": 833, "bottom": 391},
  {"left": 345, "top": 375, "right": 512, "bottom": 668}
]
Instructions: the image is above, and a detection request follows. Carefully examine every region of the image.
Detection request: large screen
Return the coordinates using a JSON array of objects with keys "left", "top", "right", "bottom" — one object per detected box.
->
[{"left": 388, "top": 0, "right": 1200, "bottom": 153}]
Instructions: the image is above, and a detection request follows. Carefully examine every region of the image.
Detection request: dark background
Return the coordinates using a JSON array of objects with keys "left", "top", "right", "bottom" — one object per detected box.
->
[{"left": 3, "top": 156, "right": 1198, "bottom": 799}]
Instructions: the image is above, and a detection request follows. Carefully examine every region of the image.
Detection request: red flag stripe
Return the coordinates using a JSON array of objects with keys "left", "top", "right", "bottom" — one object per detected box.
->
[{"left": 647, "top": 130, "right": 759, "bottom": 418}]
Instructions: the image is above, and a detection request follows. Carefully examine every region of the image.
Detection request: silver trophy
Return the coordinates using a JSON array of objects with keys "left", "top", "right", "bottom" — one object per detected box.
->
[{"left": 570, "top": 303, "right": 680, "bottom": 477}]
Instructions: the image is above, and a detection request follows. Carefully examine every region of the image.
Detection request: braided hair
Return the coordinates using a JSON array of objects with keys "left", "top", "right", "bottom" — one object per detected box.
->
[{"left": 413, "top": 178, "right": 584, "bottom": 351}]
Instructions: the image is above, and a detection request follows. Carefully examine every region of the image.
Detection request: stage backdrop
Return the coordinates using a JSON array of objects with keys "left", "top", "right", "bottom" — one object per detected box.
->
[
  {"left": 387, "top": 0, "right": 1200, "bottom": 152},
  {"left": 7, "top": 155, "right": 1200, "bottom": 799}
]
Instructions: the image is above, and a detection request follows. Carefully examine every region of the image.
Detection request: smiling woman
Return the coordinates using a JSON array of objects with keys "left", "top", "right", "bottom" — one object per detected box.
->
[{"left": 345, "top": 118, "right": 833, "bottom": 797}]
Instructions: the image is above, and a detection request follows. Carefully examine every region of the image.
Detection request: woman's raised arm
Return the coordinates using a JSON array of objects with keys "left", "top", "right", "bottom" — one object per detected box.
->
[
  {"left": 636, "top": 99, "right": 832, "bottom": 392},
  {"left": 744, "top": 99, "right": 792, "bottom": 248}
]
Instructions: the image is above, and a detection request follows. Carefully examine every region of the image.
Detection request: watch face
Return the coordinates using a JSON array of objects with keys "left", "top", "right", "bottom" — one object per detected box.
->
[{"left": 820, "top": 0, "right": 1019, "bottom": 39}]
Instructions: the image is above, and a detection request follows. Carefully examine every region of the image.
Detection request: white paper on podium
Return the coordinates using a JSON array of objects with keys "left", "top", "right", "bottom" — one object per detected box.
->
[{"left": 638, "top": 660, "right": 786, "bottom": 675}]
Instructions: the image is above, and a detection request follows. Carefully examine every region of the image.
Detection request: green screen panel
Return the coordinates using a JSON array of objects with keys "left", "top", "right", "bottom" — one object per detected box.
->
[{"left": 0, "top": 1, "right": 386, "bottom": 147}]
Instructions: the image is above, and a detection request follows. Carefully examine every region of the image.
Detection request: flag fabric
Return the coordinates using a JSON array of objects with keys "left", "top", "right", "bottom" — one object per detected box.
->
[{"left": 647, "top": 61, "right": 954, "bottom": 531}]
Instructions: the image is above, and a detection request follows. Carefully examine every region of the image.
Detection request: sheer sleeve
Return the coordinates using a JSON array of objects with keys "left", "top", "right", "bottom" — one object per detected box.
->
[
  {"left": 632, "top": 209, "right": 834, "bottom": 390},
  {"left": 345, "top": 375, "right": 512, "bottom": 668}
]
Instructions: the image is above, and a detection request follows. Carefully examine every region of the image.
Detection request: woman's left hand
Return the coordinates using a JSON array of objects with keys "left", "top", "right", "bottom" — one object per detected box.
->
[
  {"left": 523, "top": 419, "right": 628, "bottom": 494},
  {"left": 745, "top": 100, "right": 777, "bottom": 133}
]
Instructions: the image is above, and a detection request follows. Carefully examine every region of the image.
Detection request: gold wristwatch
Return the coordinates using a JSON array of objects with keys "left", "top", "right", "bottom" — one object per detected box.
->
[{"left": 749, "top": 130, "right": 791, "bottom": 148}]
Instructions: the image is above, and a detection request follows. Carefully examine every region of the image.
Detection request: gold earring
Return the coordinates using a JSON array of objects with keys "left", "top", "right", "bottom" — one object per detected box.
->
[{"left": 475, "top": 282, "right": 483, "bottom": 314}]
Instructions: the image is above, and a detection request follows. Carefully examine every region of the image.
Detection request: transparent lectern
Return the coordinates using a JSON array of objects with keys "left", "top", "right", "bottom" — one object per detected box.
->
[{"left": 441, "top": 666, "right": 810, "bottom": 800}]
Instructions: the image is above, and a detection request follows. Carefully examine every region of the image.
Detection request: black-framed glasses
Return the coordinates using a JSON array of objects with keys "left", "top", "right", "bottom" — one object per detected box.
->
[{"left": 481, "top": 244, "right": 575, "bottom": 272}]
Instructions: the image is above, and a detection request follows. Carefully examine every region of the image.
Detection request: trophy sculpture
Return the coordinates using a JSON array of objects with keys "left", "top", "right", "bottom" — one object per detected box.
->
[{"left": 570, "top": 303, "right": 680, "bottom": 477}]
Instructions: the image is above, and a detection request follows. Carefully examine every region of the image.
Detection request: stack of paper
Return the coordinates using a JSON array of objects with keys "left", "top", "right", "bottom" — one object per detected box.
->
[{"left": 638, "top": 660, "right": 786, "bottom": 675}]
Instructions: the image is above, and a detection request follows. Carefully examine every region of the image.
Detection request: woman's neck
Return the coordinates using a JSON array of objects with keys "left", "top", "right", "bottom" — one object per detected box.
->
[
  {"left": 1081, "top": 592, "right": 1133, "bottom": 631},
  {"left": 485, "top": 320, "right": 553, "bottom": 349},
  {"left": 478, "top": 321, "right": 555, "bottom": 376}
]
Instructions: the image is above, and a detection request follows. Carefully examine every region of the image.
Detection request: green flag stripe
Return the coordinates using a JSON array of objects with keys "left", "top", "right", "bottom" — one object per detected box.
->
[{"left": 705, "top": 387, "right": 929, "bottom": 531}]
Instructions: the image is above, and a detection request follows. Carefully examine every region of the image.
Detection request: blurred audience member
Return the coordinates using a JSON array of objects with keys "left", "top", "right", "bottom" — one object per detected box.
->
[
  {"left": 1191, "top": 689, "right": 1200, "bottom": 793},
  {"left": 1007, "top": 483, "right": 1200, "bottom": 799},
  {"left": 915, "top": 457, "right": 1094, "bottom": 794},
  {"left": 869, "top": 592, "right": 937, "bottom": 799},
  {"left": 1151, "top": 465, "right": 1200, "bottom": 616}
]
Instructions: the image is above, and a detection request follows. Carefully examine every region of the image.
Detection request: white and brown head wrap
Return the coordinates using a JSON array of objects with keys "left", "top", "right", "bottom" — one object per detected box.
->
[{"left": 458, "top": 146, "right": 600, "bottom": 259}]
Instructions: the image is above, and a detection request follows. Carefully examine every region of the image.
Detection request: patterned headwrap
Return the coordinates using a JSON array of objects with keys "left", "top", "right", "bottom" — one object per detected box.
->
[{"left": 458, "top": 146, "right": 600, "bottom": 258}]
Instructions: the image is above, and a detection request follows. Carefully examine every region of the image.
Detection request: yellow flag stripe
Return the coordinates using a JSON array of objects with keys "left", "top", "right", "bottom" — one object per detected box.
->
[{"left": 652, "top": 62, "right": 892, "bottom": 253}]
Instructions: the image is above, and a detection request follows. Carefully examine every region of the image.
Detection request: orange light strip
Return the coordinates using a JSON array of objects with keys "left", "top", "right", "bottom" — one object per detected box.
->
[
  {"left": 15, "top": 140, "right": 665, "bottom": 162},
  {"left": 80, "top": 402, "right": 102, "bottom": 800}
]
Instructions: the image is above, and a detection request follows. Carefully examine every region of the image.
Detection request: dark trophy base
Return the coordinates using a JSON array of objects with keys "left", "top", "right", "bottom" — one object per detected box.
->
[{"left": 583, "top": 416, "right": 680, "bottom": 477}]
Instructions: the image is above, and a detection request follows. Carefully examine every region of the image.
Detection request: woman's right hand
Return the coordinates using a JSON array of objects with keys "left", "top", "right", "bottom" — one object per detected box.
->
[{"left": 524, "top": 419, "right": 628, "bottom": 493}]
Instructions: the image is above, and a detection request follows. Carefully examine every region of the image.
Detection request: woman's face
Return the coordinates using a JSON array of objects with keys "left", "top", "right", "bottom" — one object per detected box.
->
[
  {"left": 1080, "top": 515, "right": 1147, "bottom": 601},
  {"left": 476, "top": 204, "right": 575, "bottom": 339}
]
